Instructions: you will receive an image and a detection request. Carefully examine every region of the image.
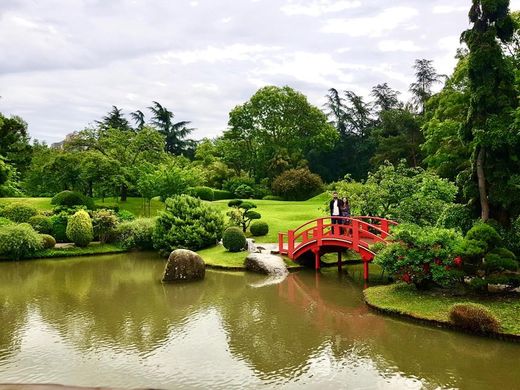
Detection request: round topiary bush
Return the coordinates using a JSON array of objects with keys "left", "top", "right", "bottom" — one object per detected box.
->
[
  {"left": 40, "top": 234, "right": 56, "bottom": 249},
  {"left": 51, "top": 190, "right": 95, "bottom": 209},
  {"left": 222, "top": 227, "right": 246, "bottom": 252},
  {"left": 0, "top": 223, "right": 43, "bottom": 260},
  {"left": 213, "top": 189, "right": 233, "bottom": 200},
  {"left": 153, "top": 195, "right": 224, "bottom": 253},
  {"left": 28, "top": 215, "right": 53, "bottom": 234},
  {"left": 250, "top": 221, "right": 269, "bottom": 237},
  {"left": 66, "top": 210, "right": 94, "bottom": 247},
  {"left": 272, "top": 168, "right": 324, "bottom": 201},
  {"left": 190, "top": 186, "right": 215, "bottom": 201},
  {"left": 448, "top": 303, "right": 500, "bottom": 333},
  {"left": 3, "top": 203, "right": 38, "bottom": 223}
]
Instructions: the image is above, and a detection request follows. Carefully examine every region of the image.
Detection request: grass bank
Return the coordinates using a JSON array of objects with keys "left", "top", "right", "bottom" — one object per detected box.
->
[
  {"left": 0, "top": 243, "right": 126, "bottom": 262},
  {"left": 364, "top": 283, "right": 520, "bottom": 337}
]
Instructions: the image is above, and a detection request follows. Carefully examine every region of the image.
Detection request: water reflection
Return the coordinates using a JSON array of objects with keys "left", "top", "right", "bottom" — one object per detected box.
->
[{"left": 0, "top": 253, "right": 518, "bottom": 389}]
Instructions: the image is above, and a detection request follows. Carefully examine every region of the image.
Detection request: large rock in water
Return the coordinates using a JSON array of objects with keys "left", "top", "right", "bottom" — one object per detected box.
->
[
  {"left": 162, "top": 249, "right": 205, "bottom": 283},
  {"left": 245, "top": 253, "right": 288, "bottom": 276}
]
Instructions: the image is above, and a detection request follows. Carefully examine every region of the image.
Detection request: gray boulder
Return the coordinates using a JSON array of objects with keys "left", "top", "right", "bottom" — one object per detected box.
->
[
  {"left": 162, "top": 249, "right": 205, "bottom": 283},
  {"left": 245, "top": 253, "right": 288, "bottom": 276}
]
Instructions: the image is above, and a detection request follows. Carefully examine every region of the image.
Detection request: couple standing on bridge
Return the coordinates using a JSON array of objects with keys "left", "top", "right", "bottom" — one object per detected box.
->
[{"left": 329, "top": 191, "right": 350, "bottom": 233}]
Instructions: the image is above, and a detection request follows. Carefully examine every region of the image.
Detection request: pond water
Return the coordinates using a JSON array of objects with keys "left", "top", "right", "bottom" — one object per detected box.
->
[{"left": 0, "top": 252, "right": 518, "bottom": 389}]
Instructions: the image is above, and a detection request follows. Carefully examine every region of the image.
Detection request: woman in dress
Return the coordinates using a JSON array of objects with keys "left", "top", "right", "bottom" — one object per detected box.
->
[{"left": 341, "top": 197, "right": 350, "bottom": 225}]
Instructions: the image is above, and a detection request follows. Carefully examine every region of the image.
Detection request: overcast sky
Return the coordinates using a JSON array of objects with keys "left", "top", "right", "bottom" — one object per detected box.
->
[{"left": 1, "top": 0, "right": 520, "bottom": 144}]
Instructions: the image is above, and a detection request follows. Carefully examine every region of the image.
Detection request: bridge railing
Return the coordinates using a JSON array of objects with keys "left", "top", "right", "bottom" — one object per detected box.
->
[{"left": 278, "top": 216, "right": 396, "bottom": 257}]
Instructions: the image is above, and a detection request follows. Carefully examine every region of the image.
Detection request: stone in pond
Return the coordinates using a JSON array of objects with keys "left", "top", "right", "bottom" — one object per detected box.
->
[
  {"left": 162, "top": 249, "right": 205, "bottom": 283},
  {"left": 245, "top": 253, "right": 288, "bottom": 276}
]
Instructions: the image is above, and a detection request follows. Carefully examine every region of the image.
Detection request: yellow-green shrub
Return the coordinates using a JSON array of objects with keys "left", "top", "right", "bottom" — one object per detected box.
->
[{"left": 66, "top": 210, "right": 93, "bottom": 247}]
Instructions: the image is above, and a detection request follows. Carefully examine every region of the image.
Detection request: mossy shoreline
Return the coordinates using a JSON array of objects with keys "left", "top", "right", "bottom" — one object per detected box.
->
[{"left": 363, "top": 283, "right": 520, "bottom": 341}]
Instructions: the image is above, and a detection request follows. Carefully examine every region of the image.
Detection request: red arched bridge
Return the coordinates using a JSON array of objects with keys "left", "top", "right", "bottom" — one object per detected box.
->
[{"left": 278, "top": 216, "right": 398, "bottom": 281}]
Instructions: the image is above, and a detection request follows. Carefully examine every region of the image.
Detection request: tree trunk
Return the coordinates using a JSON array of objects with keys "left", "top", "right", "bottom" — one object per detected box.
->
[
  {"left": 476, "top": 146, "right": 489, "bottom": 221},
  {"left": 120, "top": 183, "right": 128, "bottom": 202}
]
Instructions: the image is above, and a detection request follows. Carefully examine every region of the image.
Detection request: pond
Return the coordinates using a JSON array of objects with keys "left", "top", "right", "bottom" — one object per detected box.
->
[{"left": 0, "top": 252, "right": 518, "bottom": 389}]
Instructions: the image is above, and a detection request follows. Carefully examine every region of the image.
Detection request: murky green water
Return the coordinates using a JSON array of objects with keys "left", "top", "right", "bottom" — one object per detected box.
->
[{"left": 0, "top": 252, "right": 518, "bottom": 389}]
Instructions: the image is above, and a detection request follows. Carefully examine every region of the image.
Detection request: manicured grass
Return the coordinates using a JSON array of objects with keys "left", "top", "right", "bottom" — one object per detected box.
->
[
  {"left": 364, "top": 283, "right": 520, "bottom": 336},
  {"left": 32, "top": 243, "right": 126, "bottom": 259},
  {"left": 211, "top": 195, "right": 328, "bottom": 243},
  {"left": 197, "top": 244, "right": 301, "bottom": 269},
  {"left": 0, "top": 197, "right": 54, "bottom": 211}
]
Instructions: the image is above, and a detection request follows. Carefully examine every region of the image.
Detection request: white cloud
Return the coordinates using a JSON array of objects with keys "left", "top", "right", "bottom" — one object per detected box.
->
[
  {"left": 281, "top": 0, "right": 361, "bottom": 16},
  {"left": 378, "top": 40, "right": 423, "bottom": 52},
  {"left": 432, "top": 5, "right": 468, "bottom": 14},
  {"left": 321, "top": 6, "right": 419, "bottom": 37}
]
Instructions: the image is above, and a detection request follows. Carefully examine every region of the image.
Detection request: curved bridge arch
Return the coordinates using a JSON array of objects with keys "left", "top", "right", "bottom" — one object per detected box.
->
[{"left": 278, "top": 216, "right": 397, "bottom": 281}]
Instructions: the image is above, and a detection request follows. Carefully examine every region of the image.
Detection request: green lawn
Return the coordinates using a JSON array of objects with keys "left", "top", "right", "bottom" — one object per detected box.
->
[
  {"left": 0, "top": 197, "right": 54, "bottom": 211},
  {"left": 211, "top": 193, "right": 329, "bottom": 243},
  {"left": 364, "top": 283, "right": 520, "bottom": 336}
]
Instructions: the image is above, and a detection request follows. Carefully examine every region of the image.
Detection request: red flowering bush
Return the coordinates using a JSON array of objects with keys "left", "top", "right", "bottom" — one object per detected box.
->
[{"left": 374, "top": 223, "right": 464, "bottom": 289}]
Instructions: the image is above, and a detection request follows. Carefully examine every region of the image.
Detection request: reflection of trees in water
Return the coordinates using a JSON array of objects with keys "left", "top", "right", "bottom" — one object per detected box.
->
[{"left": 1, "top": 256, "right": 519, "bottom": 389}]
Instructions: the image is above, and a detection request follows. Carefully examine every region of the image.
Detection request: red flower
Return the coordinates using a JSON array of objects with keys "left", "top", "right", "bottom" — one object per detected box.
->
[
  {"left": 423, "top": 263, "right": 431, "bottom": 273},
  {"left": 434, "top": 258, "right": 442, "bottom": 265},
  {"left": 453, "top": 256, "right": 463, "bottom": 268},
  {"left": 445, "top": 265, "right": 452, "bottom": 271},
  {"left": 402, "top": 273, "right": 411, "bottom": 283}
]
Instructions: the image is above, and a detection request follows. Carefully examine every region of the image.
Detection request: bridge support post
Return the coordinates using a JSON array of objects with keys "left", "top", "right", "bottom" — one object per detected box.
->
[
  {"left": 313, "top": 249, "right": 320, "bottom": 271},
  {"left": 337, "top": 251, "right": 342, "bottom": 271},
  {"left": 363, "top": 261, "right": 369, "bottom": 282}
]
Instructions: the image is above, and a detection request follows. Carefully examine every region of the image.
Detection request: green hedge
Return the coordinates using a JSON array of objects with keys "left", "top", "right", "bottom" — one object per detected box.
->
[
  {"left": 28, "top": 215, "right": 53, "bottom": 234},
  {"left": 2, "top": 203, "right": 38, "bottom": 223},
  {"left": 0, "top": 223, "right": 43, "bottom": 260},
  {"left": 213, "top": 189, "right": 234, "bottom": 200},
  {"left": 222, "top": 227, "right": 246, "bottom": 252},
  {"left": 190, "top": 186, "right": 215, "bottom": 201},
  {"left": 51, "top": 190, "right": 95, "bottom": 209},
  {"left": 250, "top": 221, "right": 269, "bottom": 236}
]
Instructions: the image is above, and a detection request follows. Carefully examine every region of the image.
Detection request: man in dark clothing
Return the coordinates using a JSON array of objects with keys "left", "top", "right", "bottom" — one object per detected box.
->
[{"left": 329, "top": 191, "right": 343, "bottom": 234}]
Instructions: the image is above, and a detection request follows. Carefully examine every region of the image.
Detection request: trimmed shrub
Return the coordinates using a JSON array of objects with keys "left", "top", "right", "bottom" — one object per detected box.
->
[
  {"left": 0, "top": 217, "right": 12, "bottom": 227},
  {"left": 262, "top": 195, "right": 284, "bottom": 201},
  {"left": 213, "top": 189, "right": 233, "bottom": 200},
  {"left": 92, "top": 209, "right": 119, "bottom": 243},
  {"left": 448, "top": 303, "right": 500, "bottom": 333},
  {"left": 222, "top": 227, "right": 246, "bottom": 252},
  {"left": 117, "top": 218, "right": 155, "bottom": 250},
  {"left": 153, "top": 195, "right": 224, "bottom": 253},
  {"left": 436, "top": 203, "right": 474, "bottom": 234},
  {"left": 50, "top": 213, "right": 69, "bottom": 243},
  {"left": 66, "top": 210, "right": 94, "bottom": 247},
  {"left": 51, "top": 190, "right": 95, "bottom": 209},
  {"left": 0, "top": 223, "right": 43, "bottom": 260},
  {"left": 28, "top": 215, "right": 53, "bottom": 234},
  {"left": 272, "top": 168, "right": 324, "bottom": 201},
  {"left": 2, "top": 203, "right": 38, "bottom": 223},
  {"left": 250, "top": 221, "right": 269, "bottom": 236},
  {"left": 117, "top": 210, "right": 135, "bottom": 222},
  {"left": 190, "top": 186, "right": 215, "bottom": 201},
  {"left": 235, "top": 184, "right": 254, "bottom": 199},
  {"left": 40, "top": 234, "right": 56, "bottom": 249},
  {"left": 465, "top": 222, "right": 502, "bottom": 251}
]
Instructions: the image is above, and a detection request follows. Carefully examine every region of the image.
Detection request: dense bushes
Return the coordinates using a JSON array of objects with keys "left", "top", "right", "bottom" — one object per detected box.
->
[
  {"left": 460, "top": 222, "right": 519, "bottom": 290},
  {"left": 272, "top": 168, "right": 324, "bottom": 201},
  {"left": 250, "top": 221, "right": 269, "bottom": 236},
  {"left": 66, "top": 210, "right": 94, "bottom": 247},
  {"left": 51, "top": 190, "right": 95, "bottom": 209},
  {"left": 448, "top": 303, "right": 500, "bottom": 333},
  {"left": 117, "top": 210, "right": 135, "bottom": 222},
  {"left": 153, "top": 195, "right": 224, "bottom": 253},
  {"left": 28, "top": 215, "right": 53, "bottom": 234},
  {"left": 374, "top": 223, "right": 464, "bottom": 288},
  {"left": 92, "top": 209, "right": 118, "bottom": 243},
  {"left": 213, "top": 189, "right": 233, "bottom": 200},
  {"left": 117, "top": 218, "right": 155, "bottom": 250},
  {"left": 222, "top": 227, "right": 246, "bottom": 252},
  {"left": 40, "top": 234, "right": 56, "bottom": 249},
  {"left": 436, "top": 203, "right": 474, "bottom": 234},
  {"left": 227, "top": 199, "right": 261, "bottom": 232},
  {"left": 262, "top": 195, "right": 284, "bottom": 201},
  {"left": 190, "top": 186, "right": 215, "bottom": 201},
  {"left": 2, "top": 203, "right": 38, "bottom": 223},
  {"left": 0, "top": 224, "right": 43, "bottom": 260},
  {"left": 0, "top": 217, "right": 12, "bottom": 227},
  {"left": 50, "top": 213, "right": 69, "bottom": 242}
]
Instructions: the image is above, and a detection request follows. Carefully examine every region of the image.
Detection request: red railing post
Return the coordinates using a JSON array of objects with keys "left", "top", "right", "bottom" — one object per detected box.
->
[
  {"left": 288, "top": 230, "right": 295, "bottom": 258},
  {"left": 381, "top": 219, "right": 389, "bottom": 239},
  {"left": 352, "top": 219, "right": 359, "bottom": 251},
  {"left": 278, "top": 232, "right": 285, "bottom": 254},
  {"left": 316, "top": 218, "right": 324, "bottom": 246}
]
